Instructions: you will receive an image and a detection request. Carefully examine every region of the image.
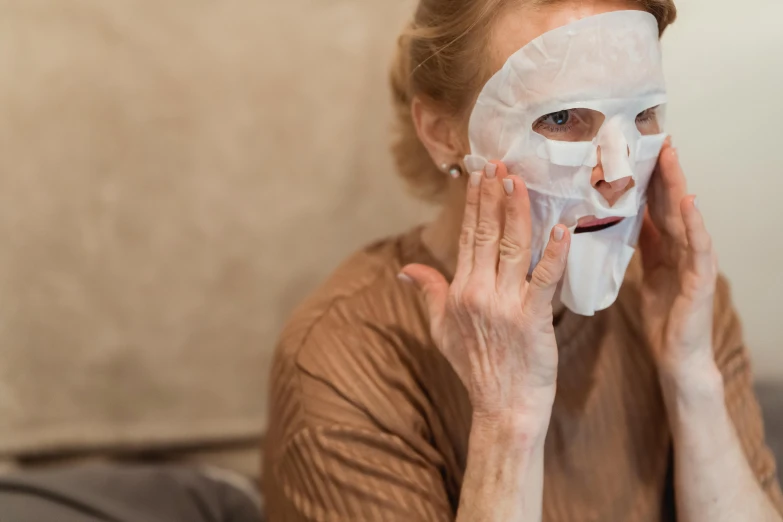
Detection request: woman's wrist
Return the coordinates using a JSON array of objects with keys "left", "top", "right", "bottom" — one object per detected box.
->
[
  {"left": 658, "top": 352, "right": 725, "bottom": 422},
  {"left": 657, "top": 344, "right": 718, "bottom": 388},
  {"left": 471, "top": 407, "right": 553, "bottom": 451},
  {"left": 460, "top": 408, "right": 550, "bottom": 522}
]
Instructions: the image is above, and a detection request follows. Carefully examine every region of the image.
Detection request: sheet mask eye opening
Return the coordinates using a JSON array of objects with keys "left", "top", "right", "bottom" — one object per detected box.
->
[
  {"left": 636, "top": 104, "right": 666, "bottom": 135},
  {"left": 531, "top": 108, "right": 605, "bottom": 143}
]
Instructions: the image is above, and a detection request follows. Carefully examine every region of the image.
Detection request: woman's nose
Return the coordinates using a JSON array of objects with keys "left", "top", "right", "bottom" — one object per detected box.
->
[{"left": 590, "top": 147, "right": 635, "bottom": 207}]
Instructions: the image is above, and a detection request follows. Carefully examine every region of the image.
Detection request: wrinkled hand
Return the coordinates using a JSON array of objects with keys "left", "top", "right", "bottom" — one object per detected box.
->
[
  {"left": 400, "top": 162, "right": 571, "bottom": 427},
  {"left": 639, "top": 139, "right": 719, "bottom": 378}
]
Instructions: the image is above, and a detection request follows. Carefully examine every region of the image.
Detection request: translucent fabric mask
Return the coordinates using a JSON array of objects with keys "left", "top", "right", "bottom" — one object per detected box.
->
[{"left": 464, "top": 10, "right": 668, "bottom": 316}]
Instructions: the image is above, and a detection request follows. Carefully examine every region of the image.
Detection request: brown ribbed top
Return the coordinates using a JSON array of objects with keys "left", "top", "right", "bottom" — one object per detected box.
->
[{"left": 262, "top": 227, "right": 783, "bottom": 521}]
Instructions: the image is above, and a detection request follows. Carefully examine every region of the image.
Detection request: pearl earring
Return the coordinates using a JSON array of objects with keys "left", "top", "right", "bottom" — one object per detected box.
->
[
  {"left": 447, "top": 164, "right": 463, "bottom": 179},
  {"left": 440, "top": 162, "right": 463, "bottom": 179}
]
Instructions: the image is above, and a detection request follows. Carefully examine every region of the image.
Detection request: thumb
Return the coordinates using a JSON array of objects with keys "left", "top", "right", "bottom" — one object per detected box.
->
[{"left": 399, "top": 264, "right": 448, "bottom": 326}]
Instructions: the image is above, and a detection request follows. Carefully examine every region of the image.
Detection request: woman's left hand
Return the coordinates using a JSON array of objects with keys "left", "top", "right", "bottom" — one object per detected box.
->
[{"left": 638, "top": 138, "right": 720, "bottom": 381}]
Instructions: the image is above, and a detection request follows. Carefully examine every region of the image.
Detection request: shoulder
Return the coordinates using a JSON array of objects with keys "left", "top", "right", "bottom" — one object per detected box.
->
[
  {"left": 275, "top": 234, "right": 409, "bottom": 360},
  {"left": 263, "top": 232, "right": 464, "bottom": 519},
  {"left": 267, "top": 231, "right": 440, "bottom": 441},
  {"left": 275, "top": 232, "right": 432, "bottom": 377}
]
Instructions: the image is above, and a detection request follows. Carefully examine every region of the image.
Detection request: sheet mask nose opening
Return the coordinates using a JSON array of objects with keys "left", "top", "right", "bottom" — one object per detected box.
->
[{"left": 597, "top": 119, "right": 637, "bottom": 184}]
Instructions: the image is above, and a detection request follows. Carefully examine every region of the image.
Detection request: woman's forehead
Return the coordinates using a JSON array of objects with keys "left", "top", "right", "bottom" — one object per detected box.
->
[
  {"left": 483, "top": 11, "right": 665, "bottom": 111},
  {"left": 489, "top": 1, "right": 647, "bottom": 73}
]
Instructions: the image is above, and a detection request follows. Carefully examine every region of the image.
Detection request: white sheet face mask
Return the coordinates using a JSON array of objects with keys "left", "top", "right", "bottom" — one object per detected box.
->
[{"left": 464, "top": 10, "right": 668, "bottom": 316}]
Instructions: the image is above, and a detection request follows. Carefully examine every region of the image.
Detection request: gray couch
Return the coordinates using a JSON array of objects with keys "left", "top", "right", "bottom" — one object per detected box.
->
[{"left": 758, "top": 382, "right": 783, "bottom": 481}]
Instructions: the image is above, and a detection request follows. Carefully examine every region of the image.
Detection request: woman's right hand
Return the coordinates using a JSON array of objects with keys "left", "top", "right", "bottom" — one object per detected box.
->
[{"left": 400, "top": 162, "right": 571, "bottom": 433}]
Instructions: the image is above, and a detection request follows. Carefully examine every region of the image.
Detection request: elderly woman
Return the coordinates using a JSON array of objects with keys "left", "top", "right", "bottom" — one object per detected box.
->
[{"left": 263, "top": 0, "right": 783, "bottom": 520}]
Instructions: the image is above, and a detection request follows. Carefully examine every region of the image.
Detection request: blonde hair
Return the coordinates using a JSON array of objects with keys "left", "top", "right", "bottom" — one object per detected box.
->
[{"left": 390, "top": 0, "right": 678, "bottom": 203}]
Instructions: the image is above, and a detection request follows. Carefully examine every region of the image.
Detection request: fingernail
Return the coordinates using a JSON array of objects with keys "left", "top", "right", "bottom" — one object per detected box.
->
[
  {"left": 484, "top": 163, "right": 497, "bottom": 179},
  {"left": 470, "top": 171, "right": 482, "bottom": 187},
  {"left": 553, "top": 225, "right": 565, "bottom": 242},
  {"left": 503, "top": 178, "right": 514, "bottom": 195},
  {"left": 397, "top": 273, "right": 414, "bottom": 285},
  {"left": 693, "top": 196, "right": 699, "bottom": 210}
]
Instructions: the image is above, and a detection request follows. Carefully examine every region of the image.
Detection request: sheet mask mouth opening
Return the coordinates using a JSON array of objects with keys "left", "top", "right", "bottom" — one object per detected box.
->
[{"left": 574, "top": 217, "right": 625, "bottom": 234}]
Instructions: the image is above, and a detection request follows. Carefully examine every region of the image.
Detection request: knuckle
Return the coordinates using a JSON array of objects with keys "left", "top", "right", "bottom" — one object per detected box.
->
[
  {"left": 682, "top": 272, "right": 706, "bottom": 296},
  {"left": 474, "top": 220, "right": 499, "bottom": 246},
  {"left": 523, "top": 299, "right": 554, "bottom": 322},
  {"left": 534, "top": 248, "right": 562, "bottom": 280},
  {"left": 521, "top": 310, "right": 553, "bottom": 334},
  {"left": 466, "top": 193, "right": 481, "bottom": 211},
  {"left": 496, "top": 306, "right": 522, "bottom": 327},
  {"left": 460, "top": 285, "right": 488, "bottom": 314},
  {"left": 498, "top": 235, "right": 529, "bottom": 262},
  {"left": 531, "top": 261, "right": 557, "bottom": 288},
  {"left": 459, "top": 226, "right": 475, "bottom": 250}
]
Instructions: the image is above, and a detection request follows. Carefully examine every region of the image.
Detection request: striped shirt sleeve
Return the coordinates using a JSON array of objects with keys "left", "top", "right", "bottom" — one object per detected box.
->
[
  {"left": 714, "top": 276, "right": 783, "bottom": 514},
  {"left": 264, "top": 308, "right": 455, "bottom": 522},
  {"left": 269, "top": 423, "right": 453, "bottom": 522}
]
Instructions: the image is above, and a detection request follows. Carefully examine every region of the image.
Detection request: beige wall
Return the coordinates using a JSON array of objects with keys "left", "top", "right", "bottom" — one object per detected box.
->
[
  {"left": 662, "top": 0, "right": 783, "bottom": 379},
  {"left": 0, "top": 0, "right": 427, "bottom": 456}
]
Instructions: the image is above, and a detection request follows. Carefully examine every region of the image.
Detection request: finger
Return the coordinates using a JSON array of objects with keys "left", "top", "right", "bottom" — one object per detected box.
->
[
  {"left": 681, "top": 196, "right": 716, "bottom": 290},
  {"left": 638, "top": 210, "right": 663, "bottom": 272},
  {"left": 399, "top": 264, "right": 449, "bottom": 330},
  {"left": 523, "top": 225, "right": 571, "bottom": 319},
  {"left": 453, "top": 170, "right": 483, "bottom": 285},
  {"left": 650, "top": 139, "right": 688, "bottom": 244},
  {"left": 496, "top": 174, "right": 533, "bottom": 300},
  {"left": 471, "top": 162, "right": 506, "bottom": 284}
]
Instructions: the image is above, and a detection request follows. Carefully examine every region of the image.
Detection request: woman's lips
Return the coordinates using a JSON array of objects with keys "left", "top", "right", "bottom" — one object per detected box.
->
[{"left": 574, "top": 215, "right": 625, "bottom": 234}]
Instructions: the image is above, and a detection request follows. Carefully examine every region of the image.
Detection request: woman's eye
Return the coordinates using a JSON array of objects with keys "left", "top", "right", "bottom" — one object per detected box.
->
[
  {"left": 635, "top": 106, "right": 661, "bottom": 135},
  {"left": 636, "top": 109, "right": 654, "bottom": 122},
  {"left": 636, "top": 106, "right": 662, "bottom": 124},
  {"left": 542, "top": 110, "right": 570, "bottom": 126},
  {"left": 533, "top": 108, "right": 603, "bottom": 142}
]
